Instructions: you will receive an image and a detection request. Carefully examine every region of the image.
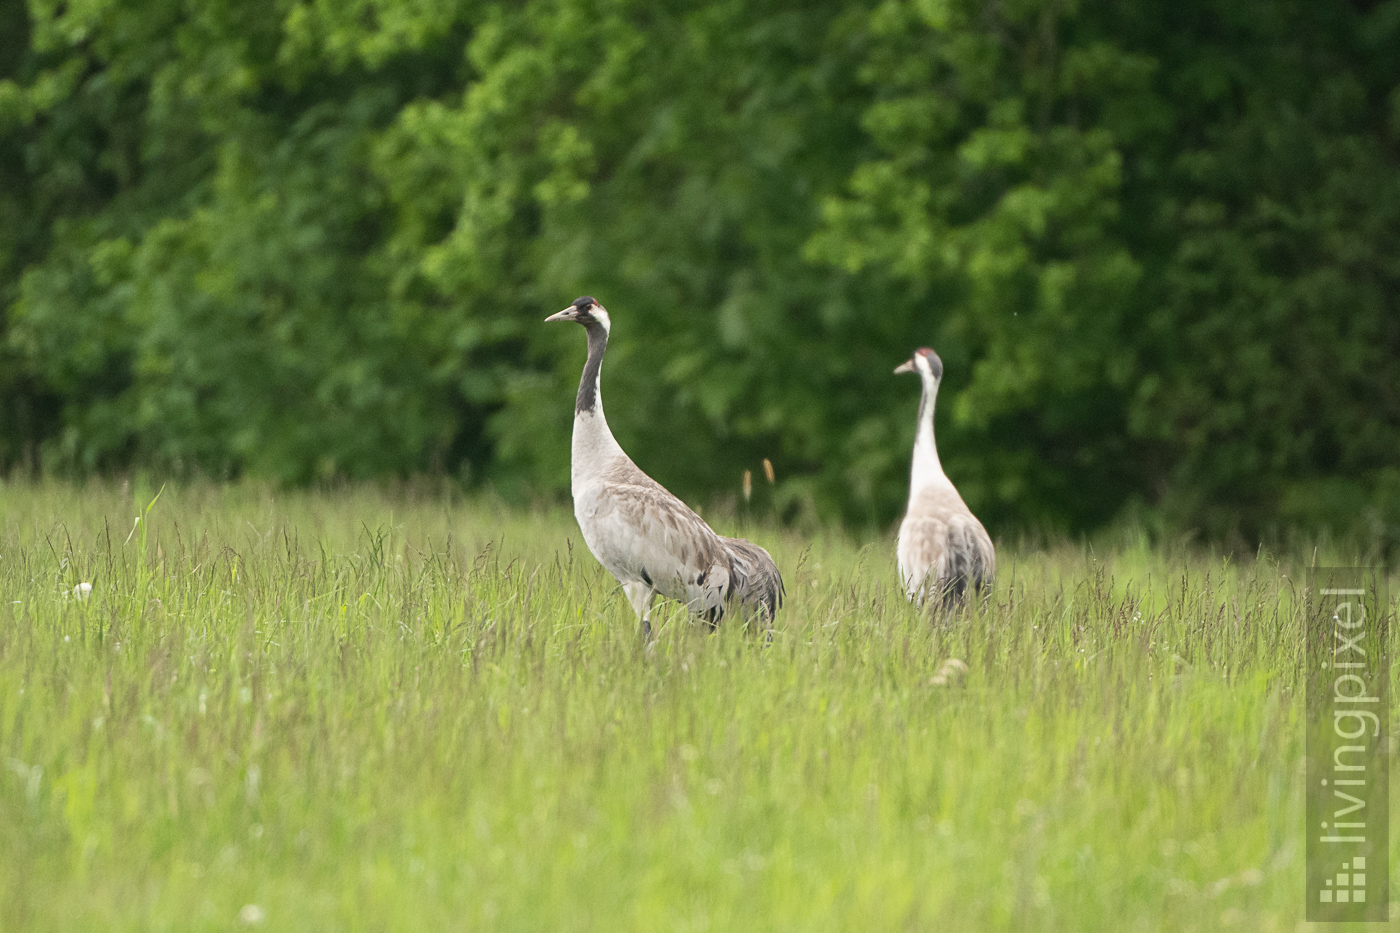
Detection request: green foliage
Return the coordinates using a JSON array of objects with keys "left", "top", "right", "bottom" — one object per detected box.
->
[
  {"left": 1113, "top": 1, "right": 1400, "bottom": 543},
  {"left": 1, "top": 0, "right": 1397, "bottom": 542},
  {"left": 0, "top": 483, "right": 1361, "bottom": 929}
]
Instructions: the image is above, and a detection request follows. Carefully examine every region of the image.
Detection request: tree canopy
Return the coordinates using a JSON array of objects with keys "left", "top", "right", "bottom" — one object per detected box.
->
[{"left": 2, "top": 0, "right": 1398, "bottom": 544}]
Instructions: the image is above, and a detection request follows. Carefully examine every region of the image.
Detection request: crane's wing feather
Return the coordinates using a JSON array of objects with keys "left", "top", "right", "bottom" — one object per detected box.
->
[{"left": 582, "top": 461, "right": 733, "bottom": 616}]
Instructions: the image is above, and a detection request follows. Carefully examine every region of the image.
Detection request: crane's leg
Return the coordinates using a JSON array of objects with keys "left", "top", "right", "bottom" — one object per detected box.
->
[{"left": 623, "top": 582, "right": 657, "bottom": 640}]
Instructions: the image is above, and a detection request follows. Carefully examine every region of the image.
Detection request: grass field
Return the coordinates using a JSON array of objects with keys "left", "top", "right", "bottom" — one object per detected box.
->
[{"left": 1, "top": 481, "right": 1394, "bottom": 931}]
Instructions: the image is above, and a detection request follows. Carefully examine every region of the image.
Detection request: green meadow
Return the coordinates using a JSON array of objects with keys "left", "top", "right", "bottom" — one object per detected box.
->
[{"left": 1, "top": 482, "right": 1393, "bottom": 931}]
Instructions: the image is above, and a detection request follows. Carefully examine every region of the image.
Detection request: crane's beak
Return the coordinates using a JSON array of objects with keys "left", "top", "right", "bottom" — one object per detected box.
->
[
  {"left": 544, "top": 308, "right": 575, "bottom": 323},
  {"left": 893, "top": 359, "right": 915, "bottom": 374}
]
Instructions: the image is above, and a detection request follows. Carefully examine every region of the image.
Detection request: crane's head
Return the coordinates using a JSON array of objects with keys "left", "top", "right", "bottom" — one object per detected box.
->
[
  {"left": 545, "top": 296, "right": 611, "bottom": 332},
  {"left": 894, "top": 347, "right": 943, "bottom": 380}
]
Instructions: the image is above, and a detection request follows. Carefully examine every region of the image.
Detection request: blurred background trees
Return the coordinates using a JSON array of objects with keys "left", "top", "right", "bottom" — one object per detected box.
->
[{"left": 2, "top": 0, "right": 1397, "bottom": 545}]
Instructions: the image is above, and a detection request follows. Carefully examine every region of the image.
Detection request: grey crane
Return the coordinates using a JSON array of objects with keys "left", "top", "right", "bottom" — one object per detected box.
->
[
  {"left": 546, "top": 296, "right": 783, "bottom": 637},
  {"left": 894, "top": 347, "right": 995, "bottom": 607}
]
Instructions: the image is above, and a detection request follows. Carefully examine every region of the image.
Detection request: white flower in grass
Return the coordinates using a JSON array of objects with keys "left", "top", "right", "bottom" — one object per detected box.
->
[
  {"left": 238, "top": 904, "right": 265, "bottom": 924},
  {"left": 72, "top": 582, "right": 93, "bottom": 601}
]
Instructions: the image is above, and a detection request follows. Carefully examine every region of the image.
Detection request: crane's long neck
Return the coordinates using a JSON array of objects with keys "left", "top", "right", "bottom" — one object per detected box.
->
[
  {"left": 576, "top": 322, "right": 608, "bottom": 415},
  {"left": 572, "top": 322, "right": 625, "bottom": 484},
  {"left": 910, "top": 373, "right": 950, "bottom": 496}
]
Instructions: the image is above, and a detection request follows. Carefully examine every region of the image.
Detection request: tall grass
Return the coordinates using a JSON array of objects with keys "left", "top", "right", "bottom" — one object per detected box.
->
[{"left": 0, "top": 481, "right": 1392, "bottom": 931}]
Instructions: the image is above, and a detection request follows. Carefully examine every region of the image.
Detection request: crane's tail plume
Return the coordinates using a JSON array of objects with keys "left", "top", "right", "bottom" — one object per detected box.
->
[{"left": 719, "top": 536, "right": 784, "bottom": 624}]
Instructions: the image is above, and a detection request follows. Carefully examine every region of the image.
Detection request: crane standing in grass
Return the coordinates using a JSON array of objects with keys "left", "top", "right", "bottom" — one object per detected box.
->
[
  {"left": 546, "top": 296, "right": 783, "bottom": 638},
  {"left": 894, "top": 347, "right": 995, "bottom": 608}
]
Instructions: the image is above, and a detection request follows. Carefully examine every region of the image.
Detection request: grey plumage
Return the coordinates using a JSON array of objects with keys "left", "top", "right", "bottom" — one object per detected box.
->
[
  {"left": 720, "top": 535, "right": 785, "bottom": 622},
  {"left": 547, "top": 296, "right": 783, "bottom": 636},
  {"left": 894, "top": 348, "right": 995, "bottom": 608}
]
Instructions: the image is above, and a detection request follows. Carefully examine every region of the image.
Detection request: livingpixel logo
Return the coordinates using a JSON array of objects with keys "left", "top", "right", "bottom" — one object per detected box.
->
[{"left": 1306, "top": 569, "right": 1389, "bottom": 922}]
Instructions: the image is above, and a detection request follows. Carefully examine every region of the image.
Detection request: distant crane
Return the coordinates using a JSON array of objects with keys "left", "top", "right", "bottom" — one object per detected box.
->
[
  {"left": 893, "top": 347, "right": 994, "bottom": 608},
  {"left": 546, "top": 296, "right": 783, "bottom": 637}
]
